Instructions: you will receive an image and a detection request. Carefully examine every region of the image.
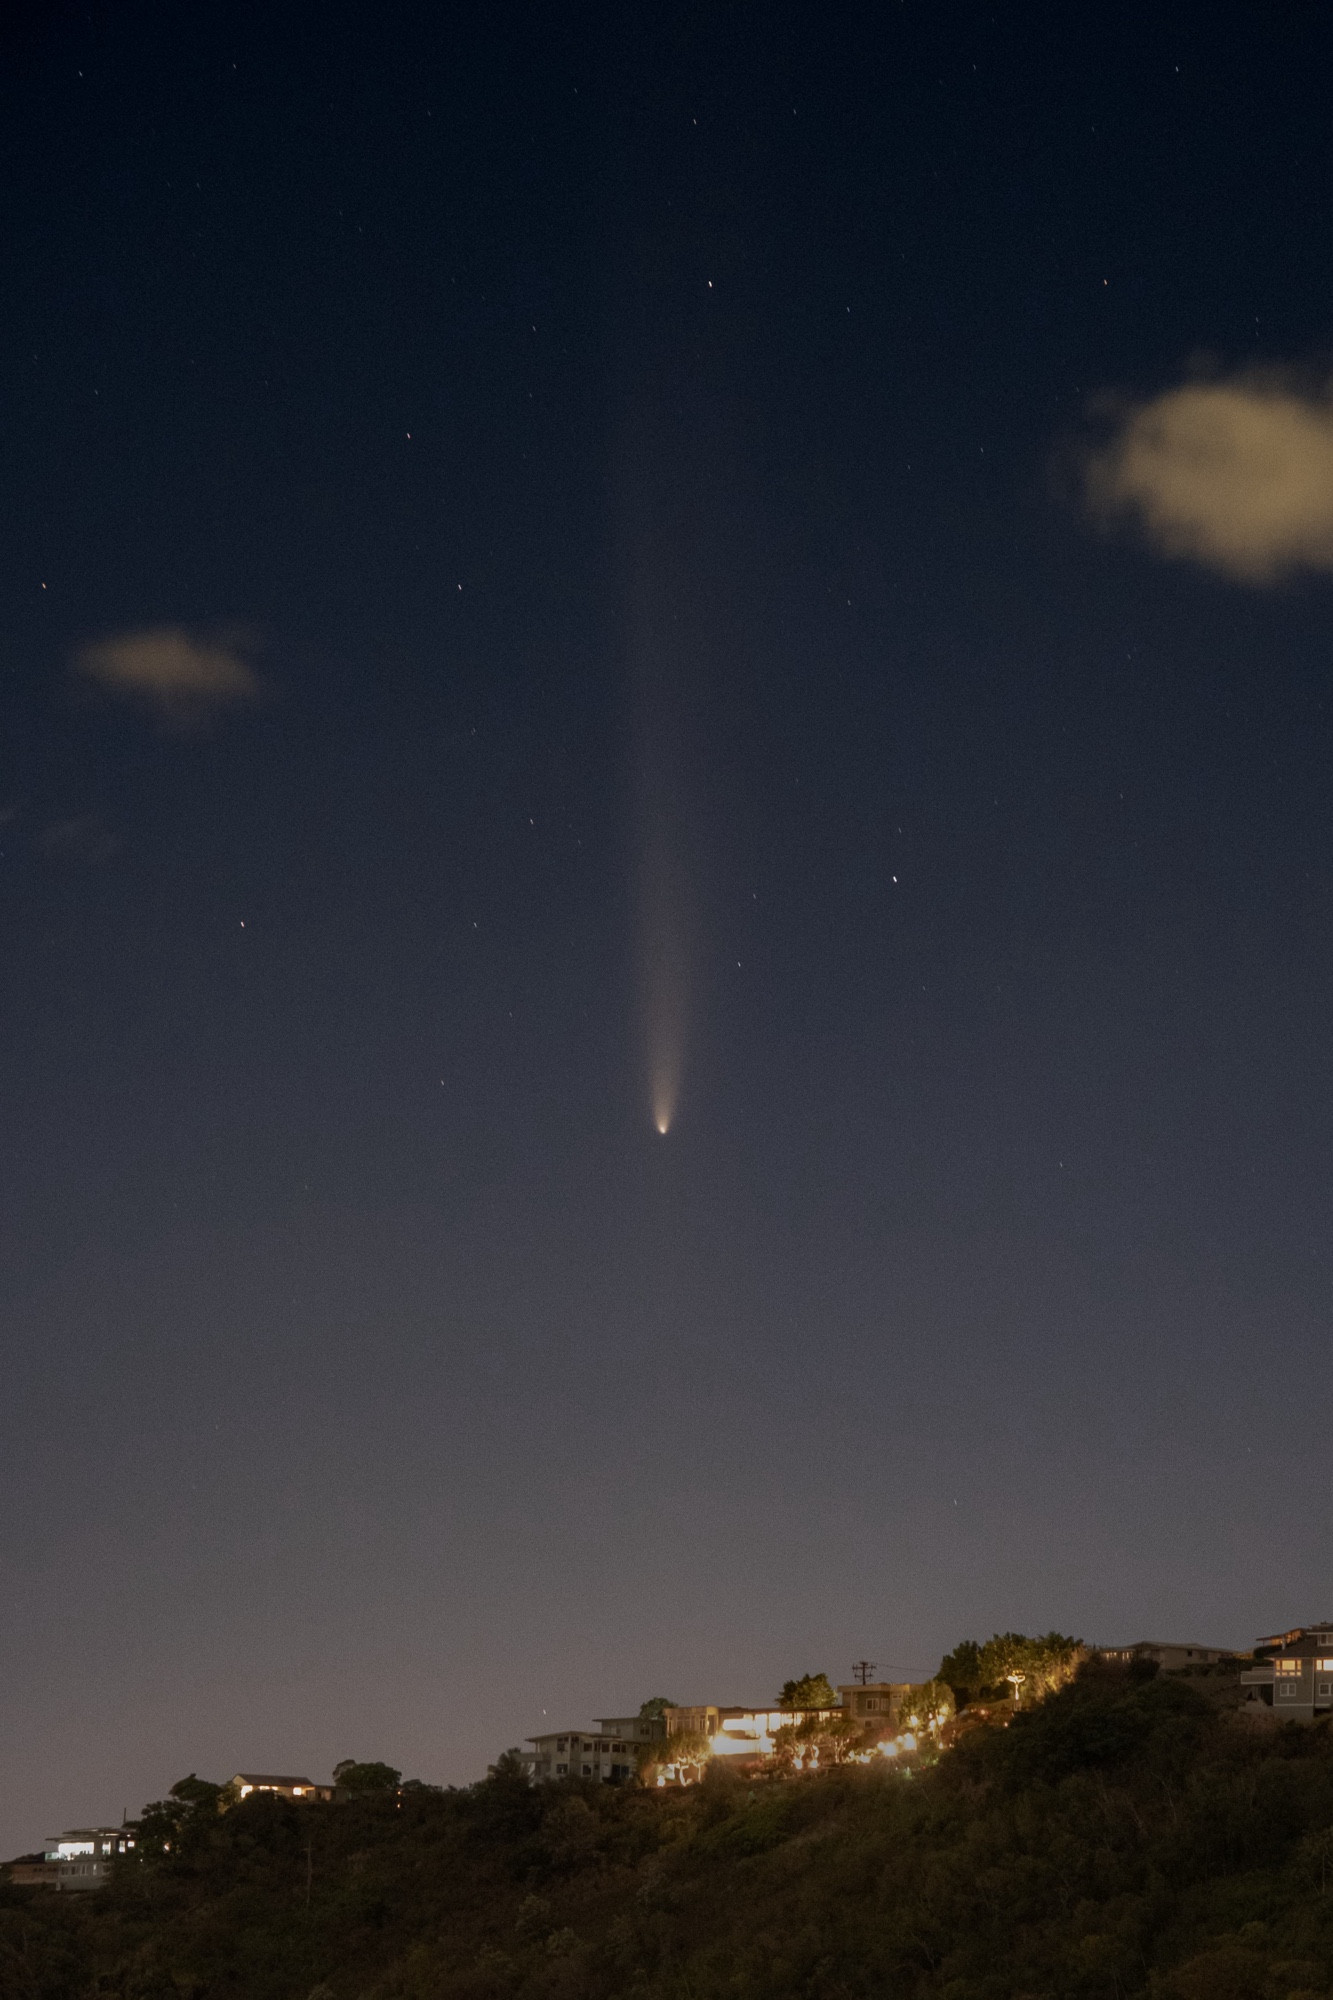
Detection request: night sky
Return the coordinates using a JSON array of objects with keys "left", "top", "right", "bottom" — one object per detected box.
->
[{"left": 4, "top": 0, "right": 1333, "bottom": 1853}]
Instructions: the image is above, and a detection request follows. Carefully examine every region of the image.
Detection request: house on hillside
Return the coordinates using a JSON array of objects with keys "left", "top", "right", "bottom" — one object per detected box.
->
[
  {"left": 43, "top": 1828, "right": 135, "bottom": 1891},
  {"left": 525, "top": 1728, "right": 641, "bottom": 1781},
  {"left": 700, "top": 1705, "right": 840, "bottom": 1764},
  {"left": 1241, "top": 1623, "right": 1333, "bottom": 1720},
  {"left": 229, "top": 1773, "right": 333, "bottom": 1803},
  {"left": 3, "top": 1853, "right": 58, "bottom": 1888},
  {"left": 1096, "top": 1642, "right": 1240, "bottom": 1671},
  {"left": 837, "top": 1681, "right": 913, "bottom": 1728},
  {"left": 593, "top": 1712, "right": 666, "bottom": 1744}
]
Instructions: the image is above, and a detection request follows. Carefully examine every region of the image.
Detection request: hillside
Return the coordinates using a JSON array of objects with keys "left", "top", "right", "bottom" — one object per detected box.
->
[{"left": 5, "top": 1663, "right": 1333, "bottom": 1999}]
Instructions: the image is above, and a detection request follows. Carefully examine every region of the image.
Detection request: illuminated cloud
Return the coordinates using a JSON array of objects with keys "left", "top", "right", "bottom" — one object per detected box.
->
[
  {"left": 75, "top": 626, "right": 264, "bottom": 721},
  {"left": 1083, "top": 371, "right": 1333, "bottom": 583}
]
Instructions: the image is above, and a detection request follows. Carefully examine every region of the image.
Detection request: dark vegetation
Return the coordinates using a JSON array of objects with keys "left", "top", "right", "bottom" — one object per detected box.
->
[{"left": 5, "top": 1661, "right": 1333, "bottom": 1999}]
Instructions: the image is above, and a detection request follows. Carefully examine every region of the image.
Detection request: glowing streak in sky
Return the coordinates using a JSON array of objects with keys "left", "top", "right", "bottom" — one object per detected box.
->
[
  {"left": 636, "top": 656, "right": 691, "bottom": 1138},
  {"left": 618, "top": 375, "right": 705, "bottom": 1138}
]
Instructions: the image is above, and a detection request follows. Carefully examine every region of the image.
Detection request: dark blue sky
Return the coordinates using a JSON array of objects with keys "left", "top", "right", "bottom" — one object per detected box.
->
[{"left": 3, "top": 0, "right": 1332, "bottom": 1852}]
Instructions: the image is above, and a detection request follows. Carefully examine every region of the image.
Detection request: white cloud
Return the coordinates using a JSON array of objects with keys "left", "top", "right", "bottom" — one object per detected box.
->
[
  {"left": 75, "top": 626, "right": 264, "bottom": 720},
  {"left": 1083, "top": 371, "right": 1333, "bottom": 583}
]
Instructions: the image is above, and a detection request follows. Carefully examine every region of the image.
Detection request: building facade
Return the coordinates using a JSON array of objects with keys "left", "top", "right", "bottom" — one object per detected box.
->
[
  {"left": 1096, "top": 1642, "right": 1240, "bottom": 1671},
  {"left": 4, "top": 1853, "right": 59, "bottom": 1888},
  {"left": 837, "top": 1681, "right": 913, "bottom": 1728},
  {"left": 229, "top": 1773, "right": 333, "bottom": 1802},
  {"left": 1242, "top": 1624, "right": 1333, "bottom": 1720},
  {"left": 525, "top": 1729, "right": 640, "bottom": 1781},
  {"left": 43, "top": 1828, "right": 134, "bottom": 1891}
]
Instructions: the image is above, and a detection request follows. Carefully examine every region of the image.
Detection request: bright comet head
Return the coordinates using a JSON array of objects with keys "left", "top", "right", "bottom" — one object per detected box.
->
[{"left": 651, "top": 1068, "right": 677, "bottom": 1136}]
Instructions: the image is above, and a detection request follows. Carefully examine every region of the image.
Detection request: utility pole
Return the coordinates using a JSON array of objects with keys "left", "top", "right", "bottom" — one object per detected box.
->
[{"left": 852, "top": 1660, "right": 877, "bottom": 1685}]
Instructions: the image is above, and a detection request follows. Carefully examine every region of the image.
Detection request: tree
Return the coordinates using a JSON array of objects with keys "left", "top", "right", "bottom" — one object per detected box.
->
[
  {"left": 132, "top": 1773, "right": 227, "bottom": 1855},
  {"left": 777, "top": 1673, "right": 838, "bottom": 1711},
  {"left": 938, "top": 1633, "right": 1084, "bottom": 1707},
  {"left": 938, "top": 1639, "right": 984, "bottom": 1702},
  {"left": 169, "top": 1774, "right": 225, "bottom": 1813},
  {"left": 978, "top": 1632, "right": 1084, "bottom": 1700},
  {"left": 896, "top": 1679, "right": 954, "bottom": 1734},
  {"left": 637, "top": 1696, "right": 675, "bottom": 1720},
  {"left": 485, "top": 1750, "right": 529, "bottom": 1784},
  {"left": 637, "top": 1730, "right": 711, "bottom": 1784},
  {"left": 332, "top": 1760, "right": 402, "bottom": 1795}
]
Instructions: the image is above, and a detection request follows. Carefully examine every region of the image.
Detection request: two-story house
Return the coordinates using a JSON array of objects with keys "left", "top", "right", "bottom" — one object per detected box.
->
[
  {"left": 836, "top": 1680, "right": 913, "bottom": 1729},
  {"left": 1241, "top": 1623, "right": 1333, "bottom": 1720},
  {"left": 525, "top": 1708, "right": 667, "bottom": 1782},
  {"left": 43, "top": 1827, "right": 135, "bottom": 1891}
]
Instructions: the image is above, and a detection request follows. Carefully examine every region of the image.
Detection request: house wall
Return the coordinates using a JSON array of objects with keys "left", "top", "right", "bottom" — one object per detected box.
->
[
  {"left": 837, "top": 1682, "right": 911, "bottom": 1725},
  {"left": 527, "top": 1730, "right": 638, "bottom": 1781}
]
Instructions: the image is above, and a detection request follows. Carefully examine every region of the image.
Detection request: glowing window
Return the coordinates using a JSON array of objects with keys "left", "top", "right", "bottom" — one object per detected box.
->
[{"left": 1276, "top": 1659, "right": 1302, "bottom": 1674}]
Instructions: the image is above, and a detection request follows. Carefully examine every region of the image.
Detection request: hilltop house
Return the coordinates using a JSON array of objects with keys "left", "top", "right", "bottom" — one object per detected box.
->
[
  {"left": 1096, "top": 1642, "right": 1240, "bottom": 1671},
  {"left": 1242, "top": 1623, "right": 1333, "bottom": 1720},
  {"left": 3, "top": 1853, "right": 58, "bottom": 1888},
  {"left": 837, "top": 1680, "right": 914, "bottom": 1728},
  {"left": 43, "top": 1828, "right": 135, "bottom": 1891},
  {"left": 525, "top": 1728, "right": 642, "bottom": 1782},
  {"left": 685, "top": 1704, "right": 840, "bottom": 1764},
  {"left": 229, "top": 1773, "right": 333, "bottom": 1803}
]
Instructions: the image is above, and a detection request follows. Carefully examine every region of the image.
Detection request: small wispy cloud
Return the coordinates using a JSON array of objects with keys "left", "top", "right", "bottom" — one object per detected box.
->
[
  {"left": 1081, "top": 369, "right": 1333, "bottom": 583},
  {"left": 74, "top": 626, "right": 265, "bottom": 723},
  {"left": 38, "top": 814, "right": 120, "bottom": 865}
]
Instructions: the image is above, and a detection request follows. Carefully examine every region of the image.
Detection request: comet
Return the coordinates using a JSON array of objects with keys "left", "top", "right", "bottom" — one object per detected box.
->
[
  {"left": 618, "top": 389, "right": 699, "bottom": 1138},
  {"left": 634, "top": 616, "right": 691, "bottom": 1138}
]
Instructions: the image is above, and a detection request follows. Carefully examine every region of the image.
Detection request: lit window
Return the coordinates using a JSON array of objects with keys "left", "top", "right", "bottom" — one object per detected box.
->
[{"left": 1276, "top": 1659, "right": 1302, "bottom": 1675}]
